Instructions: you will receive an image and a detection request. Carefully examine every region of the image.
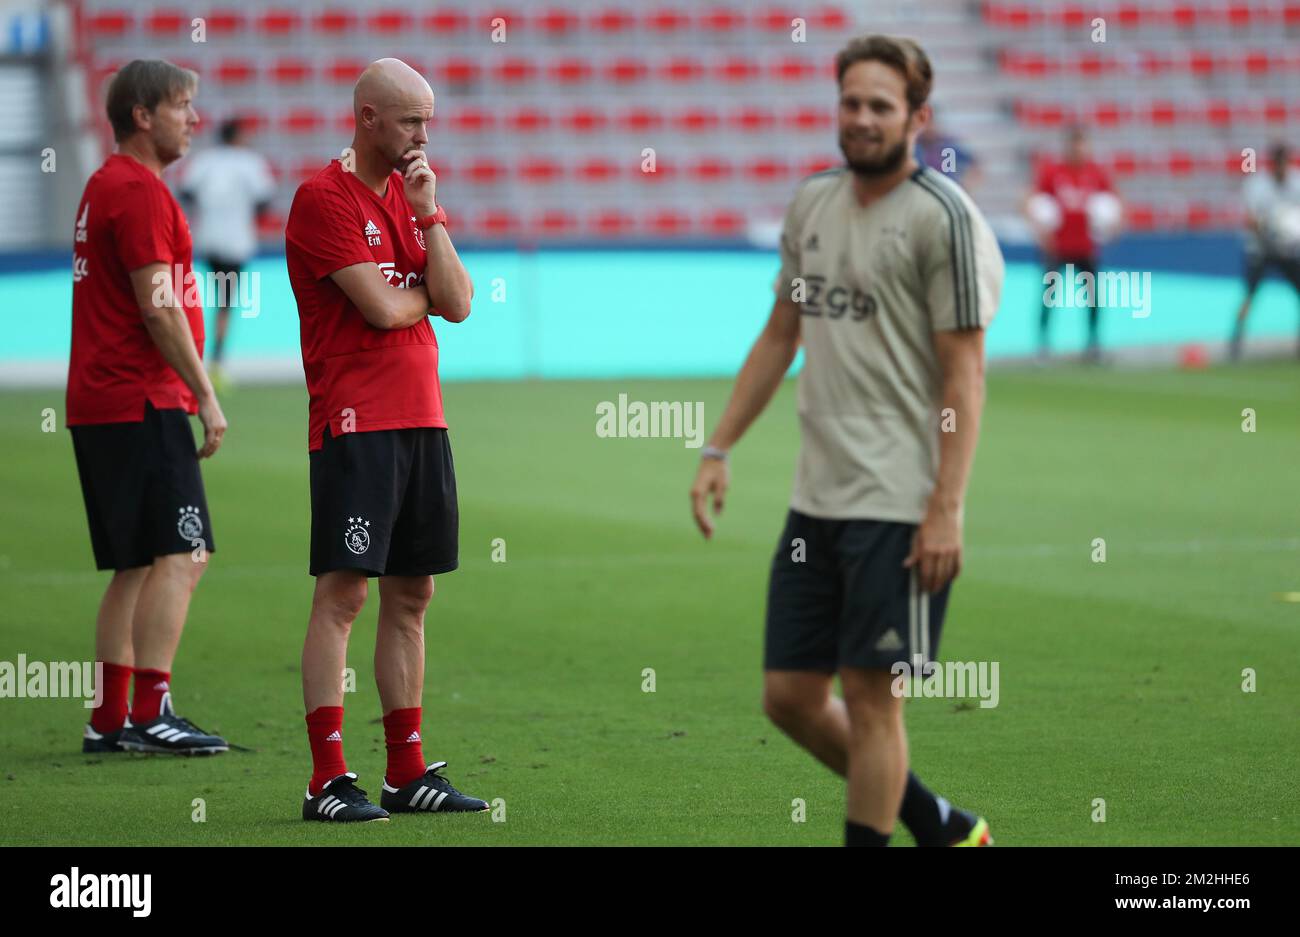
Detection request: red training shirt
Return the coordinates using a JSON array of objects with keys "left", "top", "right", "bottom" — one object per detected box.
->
[
  {"left": 1033, "top": 158, "right": 1114, "bottom": 259},
  {"left": 67, "top": 153, "right": 204, "bottom": 425},
  {"left": 285, "top": 160, "right": 446, "bottom": 451}
]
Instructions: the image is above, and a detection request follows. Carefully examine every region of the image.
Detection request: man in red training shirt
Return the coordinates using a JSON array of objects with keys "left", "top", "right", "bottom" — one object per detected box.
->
[
  {"left": 1026, "top": 124, "right": 1119, "bottom": 361},
  {"left": 285, "top": 58, "right": 480, "bottom": 822},
  {"left": 69, "top": 60, "right": 229, "bottom": 757}
]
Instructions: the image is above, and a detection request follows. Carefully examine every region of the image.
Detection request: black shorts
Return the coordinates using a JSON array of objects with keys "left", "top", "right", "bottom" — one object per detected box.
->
[
  {"left": 1244, "top": 249, "right": 1300, "bottom": 295},
  {"left": 204, "top": 256, "right": 245, "bottom": 280},
  {"left": 70, "top": 402, "right": 215, "bottom": 571},
  {"left": 309, "top": 426, "right": 458, "bottom": 578},
  {"left": 764, "top": 510, "right": 951, "bottom": 672}
]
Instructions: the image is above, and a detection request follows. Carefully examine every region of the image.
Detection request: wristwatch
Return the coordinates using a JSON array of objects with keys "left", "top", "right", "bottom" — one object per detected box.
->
[{"left": 418, "top": 206, "right": 447, "bottom": 229}]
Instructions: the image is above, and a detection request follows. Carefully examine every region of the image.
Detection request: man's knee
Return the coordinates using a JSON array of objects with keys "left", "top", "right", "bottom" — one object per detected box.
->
[
  {"left": 840, "top": 668, "right": 903, "bottom": 736},
  {"left": 380, "top": 576, "right": 434, "bottom": 625},
  {"left": 153, "top": 552, "right": 206, "bottom": 590},
  {"left": 314, "top": 573, "right": 369, "bottom": 627},
  {"left": 762, "top": 672, "right": 831, "bottom": 731}
]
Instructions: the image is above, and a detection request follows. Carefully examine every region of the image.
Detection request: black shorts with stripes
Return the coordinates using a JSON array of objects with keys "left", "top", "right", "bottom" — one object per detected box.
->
[{"left": 764, "top": 509, "right": 951, "bottom": 673}]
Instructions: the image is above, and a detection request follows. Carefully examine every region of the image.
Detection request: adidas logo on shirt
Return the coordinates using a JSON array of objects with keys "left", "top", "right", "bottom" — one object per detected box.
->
[
  {"left": 324, "top": 730, "right": 342, "bottom": 742},
  {"left": 365, "top": 219, "right": 382, "bottom": 246},
  {"left": 75, "top": 204, "right": 89, "bottom": 243}
]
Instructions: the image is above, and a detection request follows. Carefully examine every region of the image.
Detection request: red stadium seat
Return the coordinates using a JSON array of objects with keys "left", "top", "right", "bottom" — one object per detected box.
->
[
  {"left": 1147, "top": 100, "right": 1179, "bottom": 126},
  {"left": 1113, "top": 3, "right": 1143, "bottom": 29},
  {"left": 533, "top": 210, "right": 578, "bottom": 236},
  {"left": 715, "top": 56, "right": 762, "bottom": 82},
  {"left": 519, "top": 158, "right": 564, "bottom": 184},
  {"left": 423, "top": 9, "right": 468, "bottom": 33},
  {"left": 1262, "top": 99, "right": 1289, "bottom": 123},
  {"left": 1166, "top": 151, "right": 1197, "bottom": 175},
  {"left": 701, "top": 209, "right": 746, "bottom": 236},
  {"left": 785, "top": 106, "right": 832, "bottom": 132},
  {"left": 292, "top": 157, "right": 322, "bottom": 184},
  {"left": 333, "top": 110, "right": 353, "bottom": 134},
  {"left": 605, "top": 57, "right": 648, "bottom": 83},
  {"left": 463, "top": 158, "right": 507, "bottom": 184},
  {"left": 745, "top": 157, "right": 791, "bottom": 183},
  {"left": 535, "top": 7, "right": 580, "bottom": 34},
  {"left": 730, "top": 106, "right": 776, "bottom": 132},
  {"left": 1089, "top": 101, "right": 1129, "bottom": 127},
  {"left": 1107, "top": 150, "right": 1142, "bottom": 176},
  {"left": 86, "top": 10, "right": 132, "bottom": 37},
  {"left": 672, "top": 107, "right": 719, "bottom": 133},
  {"left": 548, "top": 57, "right": 593, "bottom": 83},
  {"left": 617, "top": 107, "right": 663, "bottom": 132},
  {"left": 589, "top": 210, "right": 636, "bottom": 236},
  {"left": 234, "top": 109, "right": 268, "bottom": 135},
  {"left": 756, "top": 7, "right": 797, "bottom": 31},
  {"left": 560, "top": 107, "right": 608, "bottom": 133},
  {"left": 633, "top": 158, "right": 676, "bottom": 181},
  {"left": 215, "top": 58, "right": 256, "bottom": 84},
  {"left": 645, "top": 209, "right": 692, "bottom": 235},
  {"left": 447, "top": 107, "right": 495, "bottom": 133},
  {"left": 659, "top": 57, "right": 705, "bottom": 82},
  {"left": 313, "top": 9, "right": 355, "bottom": 34},
  {"left": 771, "top": 57, "right": 822, "bottom": 81},
  {"left": 367, "top": 9, "right": 412, "bottom": 33},
  {"left": 476, "top": 209, "right": 520, "bottom": 236},
  {"left": 1188, "top": 49, "right": 1218, "bottom": 77},
  {"left": 810, "top": 5, "right": 849, "bottom": 30},
  {"left": 326, "top": 58, "right": 366, "bottom": 84},
  {"left": 434, "top": 57, "right": 482, "bottom": 84},
  {"left": 256, "top": 10, "right": 301, "bottom": 35},
  {"left": 204, "top": 9, "right": 245, "bottom": 36},
  {"left": 645, "top": 8, "right": 691, "bottom": 32},
  {"left": 269, "top": 58, "right": 312, "bottom": 84},
  {"left": 798, "top": 156, "right": 842, "bottom": 176},
  {"left": 144, "top": 9, "right": 187, "bottom": 35},
  {"left": 576, "top": 158, "right": 621, "bottom": 182},
  {"left": 505, "top": 107, "right": 551, "bottom": 133},
  {"left": 1203, "top": 100, "right": 1233, "bottom": 126},
  {"left": 281, "top": 109, "right": 324, "bottom": 135},
  {"left": 492, "top": 57, "right": 537, "bottom": 83},
  {"left": 1125, "top": 204, "right": 1157, "bottom": 230},
  {"left": 589, "top": 7, "right": 636, "bottom": 32},
  {"left": 688, "top": 157, "right": 734, "bottom": 182},
  {"left": 699, "top": 7, "right": 745, "bottom": 31}
]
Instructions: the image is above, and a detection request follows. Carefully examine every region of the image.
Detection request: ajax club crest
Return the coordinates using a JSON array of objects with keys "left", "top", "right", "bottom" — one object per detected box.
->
[
  {"left": 345, "top": 516, "right": 371, "bottom": 555},
  {"left": 177, "top": 506, "right": 203, "bottom": 540}
]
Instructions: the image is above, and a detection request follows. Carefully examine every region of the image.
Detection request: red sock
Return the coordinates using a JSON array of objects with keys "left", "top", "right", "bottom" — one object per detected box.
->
[
  {"left": 382, "top": 707, "right": 426, "bottom": 788},
  {"left": 130, "top": 668, "right": 170, "bottom": 723},
  {"left": 306, "top": 706, "right": 347, "bottom": 796},
  {"left": 90, "top": 661, "right": 132, "bottom": 734}
]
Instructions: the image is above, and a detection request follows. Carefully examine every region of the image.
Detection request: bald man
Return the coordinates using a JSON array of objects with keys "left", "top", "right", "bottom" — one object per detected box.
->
[{"left": 285, "top": 58, "right": 480, "bottom": 822}]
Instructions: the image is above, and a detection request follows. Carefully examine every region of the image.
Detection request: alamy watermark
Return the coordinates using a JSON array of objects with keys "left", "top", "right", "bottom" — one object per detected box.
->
[
  {"left": 152, "top": 265, "right": 262, "bottom": 318},
  {"left": 595, "top": 393, "right": 704, "bottom": 448},
  {"left": 890, "top": 657, "right": 1000, "bottom": 708},
  {"left": 1043, "top": 264, "right": 1151, "bottom": 319},
  {"left": 0, "top": 655, "right": 102, "bottom": 708}
]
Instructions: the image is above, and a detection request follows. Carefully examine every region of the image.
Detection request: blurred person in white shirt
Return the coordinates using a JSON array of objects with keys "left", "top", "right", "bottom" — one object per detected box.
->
[
  {"left": 179, "top": 117, "right": 275, "bottom": 386},
  {"left": 1231, "top": 141, "right": 1300, "bottom": 360}
]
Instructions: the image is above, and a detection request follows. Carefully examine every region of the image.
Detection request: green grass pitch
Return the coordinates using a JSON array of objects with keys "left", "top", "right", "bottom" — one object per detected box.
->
[{"left": 1, "top": 362, "right": 1297, "bottom": 845}]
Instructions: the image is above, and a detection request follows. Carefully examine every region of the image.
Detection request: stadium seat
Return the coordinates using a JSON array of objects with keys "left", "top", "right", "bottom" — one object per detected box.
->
[
  {"left": 785, "top": 106, "right": 833, "bottom": 132},
  {"left": 771, "top": 56, "right": 824, "bottom": 81},
  {"left": 756, "top": 7, "right": 799, "bottom": 31},
  {"left": 688, "top": 157, "right": 734, "bottom": 182},
  {"left": 616, "top": 106, "right": 663, "bottom": 132},
  {"left": 645, "top": 209, "right": 692, "bottom": 235},
  {"left": 505, "top": 107, "right": 551, "bottom": 133},
  {"left": 255, "top": 10, "right": 301, "bottom": 35},
  {"left": 422, "top": 9, "right": 469, "bottom": 33},
  {"left": 204, "top": 9, "right": 245, "bottom": 37},
  {"left": 535, "top": 7, "right": 581, "bottom": 34},
  {"left": 589, "top": 7, "right": 636, "bottom": 32},
  {"left": 715, "top": 56, "right": 762, "bottom": 82},
  {"left": 447, "top": 107, "right": 495, "bottom": 133},
  {"left": 434, "top": 57, "right": 482, "bottom": 85},
  {"left": 312, "top": 9, "right": 355, "bottom": 34},
  {"left": 548, "top": 57, "right": 593, "bottom": 84},
  {"left": 86, "top": 10, "right": 132, "bottom": 37},
  {"left": 492, "top": 57, "right": 537, "bottom": 83},
  {"left": 143, "top": 9, "right": 187, "bottom": 35},
  {"left": 476, "top": 209, "right": 521, "bottom": 237},
  {"left": 730, "top": 106, "right": 777, "bottom": 133},
  {"left": 367, "top": 9, "right": 412, "bottom": 33},
  {"left": 280, "top": 109, "right": 324, "bottom": 135},
  {"left": 745, "top": 157, "right": 791, "bottom": 183},
  {"left": 699, "top": 7, "right": 745, "bottom": 31},
  {"left": 604, "top": 57, "right": 648, "bottom": 83},
  {"left": 576, "top": 158, "right": 621, "bottom": 182},
  {"left": 700, "top": 209, "right": 746, "bottom": 236},
  {"left": 326, "top": 58, "right": 367, "bottom": 84},
  {"left": 269, "top": 58, "right": 312, "bottom": 84},
  {"left": 588, "top": 209, "right": 636, "bottom": 236},
  {"left": 519, "top": 158, "right": 564, "bottom": 184},
  {"left": 560, "top": 107, "right": 608, "bottom": 133},
  {"left": 645, "top": 8, "right": 691, "bottom": 32},
  {"left": 215, "top": 58, "right": 256, "bottom": 85},
  {"left": 659, "top": 57, "right": 705, "bottom": 83},
  {"left": 533, "top": 209, "right": 578, "bottom": 237},
  {"left": 672, "top": 107, "right": 720, "bottom": 133},
  {"left": 463, "top": 158, "right": 507, "bottom": 185}
]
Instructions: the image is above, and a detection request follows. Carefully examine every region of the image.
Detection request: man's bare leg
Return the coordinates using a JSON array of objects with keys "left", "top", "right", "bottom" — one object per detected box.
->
[
  {"left": 841, "top": 667, "right": 907, "bottom": 841},
  {"left": 96, "top": 566, "right": 148, "bottom": 667},
  {"left": 131, "top": 552, "right": 207, "bottom": 672},
  {"left": 303, "top": 570, "right": 368, "bottom": 712},
  {"left": 375, "top": 575, "right": 432, "bottom": 712}
]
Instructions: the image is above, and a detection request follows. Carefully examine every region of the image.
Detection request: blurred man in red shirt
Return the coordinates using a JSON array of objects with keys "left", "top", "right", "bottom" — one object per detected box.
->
[
  {"left": 69, "top": 60, "right": 229, "bottom": 756},
  {"left": 1026, "top": 125, "right": 1120, "bottom": 362},
  {"left": 285, "top": 58, "right": 481, "bottom": 823}
]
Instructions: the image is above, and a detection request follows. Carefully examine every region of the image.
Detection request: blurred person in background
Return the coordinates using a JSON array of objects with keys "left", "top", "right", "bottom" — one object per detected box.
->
[
  {"left": 179, "top": 116, "right": 275, "bottom": 390},
  {"left": 1229, "top": 141, "right": 1300, "bottom": 361},
  {"left": 1024, "top": 124, "right": 1121, "bottom": 363},
  {"left": 914, "top": 110, "right": 981, "bottom": 192}
]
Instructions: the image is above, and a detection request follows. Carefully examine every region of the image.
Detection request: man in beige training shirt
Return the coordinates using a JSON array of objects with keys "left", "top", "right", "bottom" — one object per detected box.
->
[{"left": 691, "top": 35, "right": 1004, "bottom": 847}]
